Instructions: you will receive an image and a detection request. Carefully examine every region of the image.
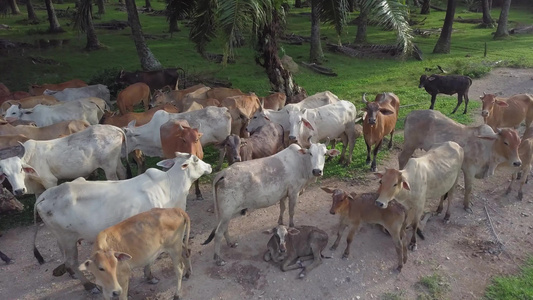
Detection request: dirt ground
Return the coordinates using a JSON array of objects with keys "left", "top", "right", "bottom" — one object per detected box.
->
[{"left": 1, "top": 68, "right": 533, "bottom": 300}]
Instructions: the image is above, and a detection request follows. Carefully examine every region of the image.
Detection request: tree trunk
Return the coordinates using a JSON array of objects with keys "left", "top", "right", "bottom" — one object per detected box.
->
[
  {"left": 168, "top": 16, "right": 179, "bottom": 36},
  {"left": 354, "top": 9, "right": 368, "bottom": 44},
  {"left": 85, "top": 1, "right": 102, "bottom": 50},
  {"left": 294, "top": 0, "right": 302, "bottom": 8},
  {"left": 124, "top": 0, "right": 162, "bottom": 70},
  {"left": 118, "top": 0, "right": 124, "bottom": 4},
  {"left": 481, "top": 0, "right": 494, "bottom": 26},
  {"left": 44, "top": 0, "right": 65, "bottom": 33},
  {"left": 309, "top": 1, "right": 323, "bottom": 63},
  {"left": 494, "top": 0, "right": 511, "bottom": 39},
  {"left": 348, "top": 0, "right": 355, "bottom": 12},
  {"left": 433, "top": 0, "right": 456, "bottom": 53},
  {"left": 144, "top": 0, "right": 151, "bottom": 10},
  {"left": 96, "top": 0, "right": 105, "bottom": 14},
  {"left": 26, "top": 0, "right": 39, "bottom": 22},
  {"left": 420, "top": 0, "right": 430, "bottom": 14},
  {"left": 255, "top": 10, "right": 306, "bottom": 102},
  {"left": 9, "top": 0, "right": 21, "bottom": 14}
]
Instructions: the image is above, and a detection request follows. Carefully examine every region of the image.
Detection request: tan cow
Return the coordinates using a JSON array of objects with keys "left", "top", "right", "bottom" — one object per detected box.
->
[
  {"left": 480, "top": 93, "right": 533, "bottom": 130},
  {"left": 29, "top": 79, "right": 88, "bottom": 96},
  {"left": 0, "top": 120, "right": 90, "bottom": 140},
  {"left": 260, "top": 92, "right": 286, "bottom": 111},
  {"left": 1, "top": 96, "right": 59, "bottom": 115},
  {"left": 0, "top": 91, "right": 32, "bottom": 103},
  {"left": 219, "top": 93, "right": 261, "bottom": 137},
  {"left": 150, "top": 84, "right": 208, "bottom": 108},
  {"left": 0, "top": 134, "right": 30, "bottom": 149},
  {"left": 506, "top": 127, "right": 533, "bottom": 200},
  {"left": 79, "top": 208, "right": 191, "bottom": 300},
  {"left": 117, "top": 83, "right": 151, "bottom": 115},
  {"left": 182, "top": 98, "right": 220, "bottom": 112},
  {"left": 100, "top": 103, "right": 179, "bottom": 128},
  {"left": 206, "top": 87, "right": 244, "bottom": 101}
]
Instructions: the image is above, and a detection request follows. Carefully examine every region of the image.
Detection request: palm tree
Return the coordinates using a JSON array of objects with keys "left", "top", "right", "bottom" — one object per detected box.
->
[
  {"left": 165, "top": 0, "right": 195, "bottom": 35},
  {"left": 420, "top": 0, "right": 430, "bottom": 14},
  {"left": 74, "top": 0, "right": 102, "bottom": 50},
  {"left": 481, "top": 0, "right": 494, "bottom": 27},
  {"left": 433, "top": 0, "right": 455, "bottom": 53},
  {"left": 44, "top": 0, "right": 65, "bottom": 33},
  {"left": 124, "top": 0, "right": 162, "bottom": 70},
  {"left": 96, "top": 0, "right": 105, "bottom": 15},
  {"left": 309, "top": 0, "right": 325, "bottom": 62},
  {"left": 494, "top": 0, "right": 511, "bottom": 39},
  {"left": 26, "top": 0, "right": 39, "bottom": 23},
  {"left": 8, "top": 0, "right": 20, "bottom": 14}
]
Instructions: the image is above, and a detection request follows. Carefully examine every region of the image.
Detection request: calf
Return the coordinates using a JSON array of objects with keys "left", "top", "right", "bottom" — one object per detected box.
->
[
  {"left": 150, "top": 84, "right": 207, "bottom": 107},
  {"left": 260, "top": 92, "right": 286, "bottom": 111},
  {"left": 480, "top": 93, "right": 533, "bottom": 130},
  {"left": 79, "top": 208, "right": 191, "bottom": 300},
  {"left": 322, "top": 188, "right": 407, "bottom": 271},
  {"left": 1, "top": 96, "right": 59, "bottom": 115},
  {"left": 377, "top": 141, "right": 464, "bottom": 251},
  {"left": 117, "top": 82, "right": 150, "bottom": 115},
  {"left": 100, "top": 103, "right": 179, "bottom": 128},
  {"left": 419, "top": 74, "right": 472, "bottom": 114},
  {"left": 29, "top": 79, "right": 88, "bottom": 96},
  {"left": 220, "top": 93, "right": 261, "bottom": 137},
  {"left": 43, "top": 84, "right": 111, "bottom": 107},
  {"left": 506, "top": 127, "right": 533, "bottom": 200},
  {"left": 116, "top": 68, "right": 181, "bottom": 91},
  {"left": 0, "top": 120, "right": 90, "bottom": 140},
  {"left": 206, "top": 87, "right": 244, "bottom": 101},
  {"left": 362, "top": 92, "right": 400, "bottom": 172},
  {"left": 263, "top": 225, "right": 328, "bottom": 279},
  {"left": 0, "top": 134, "right": 30, "bottom": 149}
]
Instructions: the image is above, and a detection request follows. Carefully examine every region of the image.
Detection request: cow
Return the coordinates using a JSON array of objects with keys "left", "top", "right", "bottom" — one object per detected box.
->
[
  {"left": 0, "top": 134, "right": 30, "bottom": 149},
  {"left": 288, "top": 100, "right": 359, "bottom": 165},
  {"left": 43, "top": 84, "right": 112, "bottom": 107},
  {"left": 260, "top": 92, "right": 286, "bottom": 111},
  {"left": 150, "top": 84, "right": 208, "bottom": 107},
  {"left": 362, "top": 92, "right": 400, "bottom": 172},
  {"left": 0, "top": 125, "right": 130, "bottom": 197},
  {"left": 0, "top": 120, "right": 90, "bottom": 140},
  {"left": 219, "top": 93, "right": 261, "bottom": 137},
  {"left": 418, "top": 74, "right": 472, "bottom": 114},
  {"left": 79, "top": 208, "right": 191, "bottom": 300},
  {"left": 1, "top": 95, "right": 59, "bottom": 115},
  {"left": 4, "top": 97, "right": 107, "bottom": 126},
  {"left": 29, "top": 79, "right": 88, "bottom": 96},
  {"left": 506, "top": 127, "right": 533, "bottom": 200},
  {"left": 0, "top": 91, "right": 33, "bottom": 104},
  {"left": 220, "top": 122, "right": 285, "bottom": 165},
  {"left": 322, "top": 188, "right": 407, "bottom": 271},
  {"left": 116, "top": 68, "right": 181, "bottom": 91},
  {"left": 33, "top": 153, "right": 210, "bottom": 291},
  {"left": 376, "top": 141, "right": 464, "bottom": 251},
  {"left": 246, "top": 91, "right": 340, "bottom": 134},
  {"left": 116, "top": 82, "right": 150, "bottom": 115},
  {"left": 263, "top": 225, "right": 328, "bottom": 279},
  {"left": 0, "top": 187, "right": 24, "bottom": 214},
  {"left": 100, "top": 103, "right": 179, "bottom": 128},
  {"left": 480, "top": 93, "right": 533, "bottom": 130},
  {"left": 183, "top": 98, "right": 220, "bottom": 112},
  {"left": 160, "top": 120, "right": 205, "bottom": 200},
  {"left": 202, "top": 143, "right": 339, "bottom": 266},
  {"left": 124, "top": 107, "right": 232, "bottom": 170},
  {"left": 206, "top": 87, "right": 244, "bottom": 101},
  {"left": 398, "top": 110, "right": 522, "bottom": 212}
]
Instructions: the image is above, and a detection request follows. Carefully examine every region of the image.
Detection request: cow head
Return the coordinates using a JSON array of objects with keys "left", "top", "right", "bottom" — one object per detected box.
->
[
  {"left": 418, "top": 75, "right": 429, "bottom": 88},
  {"left": 374, "top": 168, "right": 409, "bottom": 209},
  {"left": 150, "top": 89, "right": 167, "bottom": 107},
  {"left": 0, "top": 188, "right": 24, "bottom": 214},
  {"left": 477, "top": 127, "right": 521, "bottom": 177},
  {"left": 0, "top": 144, "right": 38, "bottom": 196},
  {"left": 173, "top": 124, "right": 204, "bottom": 159},
  {"left": 480, "top": 92, "right": 508, "bottom": 119},
  {"left": 362, "top": 93, "right": 395, "bottom": 125},
  {"left": 4, "top": 104, "right": 24, "bottom": 122},
  {"left": 288, "top": 109, "right": 314, "bottom": 146},
  {"left": 321, "top": 187, "right": 352, "bottom": 215},
  {"left": 296, "top": 143, "right": 340, "bottom": 177},
  {"left": 80, "top": 249, "right": 131, "bottom": 299},
  {"left": 246, "top": 109, "right": 270, "bottom": 134},
  {"left": 157, "top": 152, "right": 212, "bottom": 180},
  {"left": 264, "top": 225, "right": 300, "bottom": 253},
  {"left": 220, "top": 134, "right": 242, "bottom": 165}
]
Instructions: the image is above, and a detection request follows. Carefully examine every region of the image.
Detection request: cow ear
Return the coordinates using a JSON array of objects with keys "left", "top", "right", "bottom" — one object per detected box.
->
[
  {"left": 263, "top": 228, "right": 275, "bottom": 235},
  {"left": 379, "top": 108, "right": 394, "bottom": 115},
  {"left": 264, "top": 115, "right": 270, "bottom": 121},
  {"left": 18, "top": 103, "right": 22, "bottom": 109},
  {"left": 428, "top": 76, "right": 436, "bottom": 81},
  {"left": 402, "top": 181, "right": 411, "bottom": 191},
  {"left": 302, "top": 119, "right": 314, "bottom": 131},
  {"left": 157, "top": 159, "right": 175, "bottom": 169},
  {"left": 197, "top": 132, "right": 203, "bottom": 138},
  {"left": 321, "top": 187, "right": 335, "bottom": 194},
  {"left": 288, "top": 228, "right": 300, "bottom": 235},
  {"left": 79, "top": 260, "right": 92, "bottom": 271},
  {"left": 114, "top": 252, "right": 132, "bottom": 261},
  {"left": 127, "top": 120, "right": 136, "bottom": 128},
  {"left": 495, "top": 100, "right": 509, "bottom": 107},
  {"left": 326, "top": 149, "right": 340, "bottom": 157},
  {"left": 347, "top": 193, "right": 356, "bottom": 201},
  {"left": 0, "top": 174, "right": 5, "bottom": 184},
  {"left": 22, "top": 164, "right": 38, "bottom": 176},
  {"left": 298, "top": 148, "right": 308, "bottom": 155}
]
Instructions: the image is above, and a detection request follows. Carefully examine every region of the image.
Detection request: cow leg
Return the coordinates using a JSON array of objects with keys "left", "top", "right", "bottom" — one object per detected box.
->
[
  {"left": 278, "top": 197, "right": 287, "bottom": 225},
  {"left": 408, "top": 215, "right": 420, "bottom": 251},
  {"left": 463, "top": 93, "right": 469, "bottom": 114},
  {"left": 115, "top": 157, "right": 128, "bottom": 180},
  {"left": 62, "top": 238, "right": 96, "bottom": 291},
  {"left": 443, "top": 181, "right": 458, "bottom": 221},
  {"left": 429, "top": 94, "right": 437, "bottom": 110},
  {"left": 194, "top": 180, "right": 203, "bottom": 200},
  {"left": 168, "top": 245, "right": 185, "bottom": 300},
  {"left": 463, "top": 171, "right": 474, "bottom": 213},
  {"left": 390, "top": 227, "right": 404, "bottom": 272},
  {"left": 388, "top": 129, "right": 394, "bottom": 149},
  {"left": 215, "top": 148, "right": 226, "bottom": 172},
  {"left": 299, "top": 250, "right": 323, "bottom": 278},
  {"left": 288, "top": 192, "right": 298, "bottom": 227},
  {"left": 506, "top": 172, "right": 516, "bottom": 196},
  {"left": 370, "top": 140, "right": 383, "bottom": 172},
  {"left": 343, "top": 223, "right": 360, "bottom": 259},
  {"left": 346, "top": 132, "right": 356, "bottom": 166},
  {"left": 144, "top": 264, "right": 159, "bottom": 284},
  {"left": 452, "top": 94, "right": 463, "bottom": 114},
  {"left": 281, "top": 255, "right": 304, "bottom": 272},
  {"left": 365, "top": 141, "right": 372, "bottom": 165},
  {"left": 518, "top": 165, "right": 529, "bottom": 200},
  {"left": 331, "top": 223, "right": 348, "bottom": 251},
  {"left": 214, "top": 220, "right": 234, "bottom": 266},
  {"left": 0, "top": 250, "right": 13, "bottom": 264},
  {"left": 132, "top": 150, "right": 146, "bottom": 174}
]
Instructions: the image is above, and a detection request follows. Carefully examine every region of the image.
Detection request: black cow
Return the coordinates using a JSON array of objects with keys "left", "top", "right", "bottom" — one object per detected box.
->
[
  {"left": 419, "top": 74, "right": 472, "bottom": 114},
  {"left": 116, "top": 68, "right": 184, "bottom": 91}
]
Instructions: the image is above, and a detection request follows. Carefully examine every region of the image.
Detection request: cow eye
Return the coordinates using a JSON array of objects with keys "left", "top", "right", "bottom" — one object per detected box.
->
[
  {"left": 504, "top": 141, "right": 509, "bottom": 146},
  {"left": 98, "top": 267, "right": 105, "bottom": 272},
  {"left": 253, "top": 116, "right": 257, "bottom": 119},
  {"left": 393, "top": 183, "right": 398, "bottom": 187},
  {"left": 379, "top": 180, "right": 382, "bottom": 184}
]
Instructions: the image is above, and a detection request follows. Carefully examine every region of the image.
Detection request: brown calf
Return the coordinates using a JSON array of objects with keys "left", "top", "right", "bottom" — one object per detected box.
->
[
  {"left": 322, "top": 187, "right": 408, "bottom": 271},
  {"left": 101, "top": 103, "right": 179, "bottom": 128},
  {"left": 481, "top": 93, "right": 533, "bottom": 130},
  {"left": 1, "top": 95, "right": 59, "bottom": 113},
  {"left": 150, "top": 84, "right": 207, "bottom": 107},
  {"left": 79, "top": 208, "right": 191, "bottom": 300},
  {"left": 260, "top": 92, "right": 286, "bottom": 111},
  {"left": 263, "top": 225, "right": 328, "bottom": 279},
  {"left": 117, "top": 82, "right": 151, "bottom": 115},
  {"left": 160, "top": 120, "right": 205, "bottom": 200},
  {"left": 0, "top": 91, "right": 33, "bottom": 104},
  {"left": 206, "top": 87, "right": 244, "bottom": 101},
  {"left": 506, "top": 127, "right": 533, "bottom": 200},
  {"left": 29, "top": 79, "right": 88, "bottom": 96},
  {"left": 362, "top": 92, "right": 400, "bottom": 172},
  {"left": 0, "top": 120, "right": 90, "bottom": 140},
  {"left": 220, "top": 93, "right": 261, "bottom": 137}
]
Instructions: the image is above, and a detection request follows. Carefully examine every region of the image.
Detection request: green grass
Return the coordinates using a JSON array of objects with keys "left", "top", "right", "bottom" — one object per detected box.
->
[
  {"left": 485, "top": 258, "right": 533, "bottom": 300},
  {"left": 381, "top": 291, "right": 406, "bottom": 300},
  {"left": 415, "top": 273, "right": 450, "bottom": 300}
]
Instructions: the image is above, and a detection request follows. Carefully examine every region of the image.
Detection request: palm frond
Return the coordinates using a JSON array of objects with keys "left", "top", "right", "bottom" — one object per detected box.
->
[
  {"left": 73, "top": 0, "right": 92, "bottom": 33},
  {"left": 189, "top": 0, "right": 218, "bottom": 55},
  {"left": 315, "top": 0, "right": 349, "bottom": 37}
]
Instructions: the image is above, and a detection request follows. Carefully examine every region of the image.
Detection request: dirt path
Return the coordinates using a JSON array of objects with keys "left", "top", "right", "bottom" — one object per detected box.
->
[{"left": 1, "top": 68, "right": 533, "bottom": 300}]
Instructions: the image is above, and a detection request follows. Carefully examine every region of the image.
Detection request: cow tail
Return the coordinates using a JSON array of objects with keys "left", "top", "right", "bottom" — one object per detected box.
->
[
  {"left": 33, "top": 199, "right": 45, "bottom": 265},
  {"left": 202, "top": 175, "right": 224, "bottom": 246},
  {"left": 118, "top": 128, "right": 133, "bottom": 179},
  {"left": 183, "top": 211, "right": 191, "bottom": 261}
]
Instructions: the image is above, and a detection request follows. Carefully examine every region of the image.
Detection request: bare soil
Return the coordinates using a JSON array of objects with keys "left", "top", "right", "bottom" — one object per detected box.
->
[{"left": 1, "top": 68, "right": 533, "bottom": 300}]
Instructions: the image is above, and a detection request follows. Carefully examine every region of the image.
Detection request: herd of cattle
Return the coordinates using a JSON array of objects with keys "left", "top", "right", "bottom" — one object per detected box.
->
[{"left": 0, "top": 69, "right": 533, "bottom": 299}]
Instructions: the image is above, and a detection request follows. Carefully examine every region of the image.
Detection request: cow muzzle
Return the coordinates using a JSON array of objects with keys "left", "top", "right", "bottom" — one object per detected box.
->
[
  {"left": 513, "top": 161, "right": 522, "bottom": 167},
  {"left": 329, "top": 209, "right": 336, "bottom": 215},
  {"left": 368, "top": 118, "right": 376, "bottom": 125},
  {"left": 279, "top": 243, "right": 286, "bottom": 253},
  {"left": 112, "top": 290, "right": 122, "bottom": 297},
  {"left": 375, "top": 200, "right": 387, "bottom": 208},
  {"left": 288, "top": 136, "right": 297, "bottom": 142},
  {"left": 312, "top": 169, "right": 322, "bottom": 177},
  {"left": 233, "top": 156, "right": 241, "bottom": 163},
  {"left": 481, "top": 110, "right": 489, "bottom": 117},
  {"left": 14, "top": 188, "right": 26, "bottom": 196}
]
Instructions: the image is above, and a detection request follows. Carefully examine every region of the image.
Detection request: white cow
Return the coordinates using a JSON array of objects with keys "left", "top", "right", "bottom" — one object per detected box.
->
[
  {"left": 288, "top": 100, "right": 359, "bottom": 165},
  {"left": 44, "top": 84, "right": 112, "bottom": 107},
  {"left": 33, "top": 153, "right": 211, "bottom": 291},
  {"left": 202, "top": 143, "right": 339, "bottom": 266},
  {"left": 4, "top": 97, "right": 107, "bottom": 126},
  {"left": 246, "top": 91, "right": 340, "bottom": 133},
  {"left": 375, "top": 141, "right": 464, "bottom": 251},
  {"left": 0, "top": 125, "right": 129, "bottom": 197}
]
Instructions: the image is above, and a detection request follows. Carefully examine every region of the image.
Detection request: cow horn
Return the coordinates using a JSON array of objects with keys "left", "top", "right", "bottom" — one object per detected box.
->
[
  {"left": 325, "top": 137, "right": 331, "bottom": 145},
  {"left": 362, "top": 93, "right": 368, "bottom": 104},
  {"left": 0, "top": 143, "right": 25, "bottom": 160},
  {"left": 381, "top": 92, "right": 386, "bottom": 101},
  {"left": 178, "top": 124, "right": 184, "bottom": 130}
]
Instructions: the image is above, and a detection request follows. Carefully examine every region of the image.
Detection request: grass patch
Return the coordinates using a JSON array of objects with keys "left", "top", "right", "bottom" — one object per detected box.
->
[
  {"left": 382, "top": 291, "right": 406, "bottom": 300},
  {"left": 415, "top": 273, "right": 450, "bottom": 300},
  {"left": 485, "top": 258, "right": 533, "bottom": 300}
]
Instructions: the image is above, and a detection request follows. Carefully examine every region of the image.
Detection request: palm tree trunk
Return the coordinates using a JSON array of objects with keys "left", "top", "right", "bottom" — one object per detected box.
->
[
  {"left": 168, "top": 16, "right": 179, "bottom": 35},
  {"left": 256, "top": 11, "right": 306, "bottom": 102},
  {"left": 26, "top": 0, "right": 39, "bottom": 22},
  {"left": 295, "top": 0, "right": 302, "bottom": 8},
  {"left": 420, "top": 0, "right": 430, "bottom": 14},
  {"left": 9, "top": 0, "right": 21, "bottom": 14},
  {"left": 44, "top": 0, "right": 65, "bottom": 33},
  {"left": 481, "top": 0, "right": 494, "bottom": 26},
  {"left": 144, "top": 0, "right": 152, "bottom": 10},
  {"left": 309, "top": 0, "right": 323, "bottom": 63},
  {"left": 494, "top": 0, "right": 511, "bottom": 39},
  {"left": 85, "top": 1, "right": 101, "bottom": 50},
  {"left": 354, "top": 9, "right": 368, "bottom": 44},
  {"left": 433, "top": 0, "right": 456, "bottom": 53},
  {"left": 96, "top": 0, "right": 105, "bottom": 14},
  {"left": 124, "top": 0, "right": 162, "bottom": 70},
  {"left": 118, "top": 0, "right": 124, "bottom": 4},
  {"left": 347, "top": 0, "right": 355, "bottom": 12}
]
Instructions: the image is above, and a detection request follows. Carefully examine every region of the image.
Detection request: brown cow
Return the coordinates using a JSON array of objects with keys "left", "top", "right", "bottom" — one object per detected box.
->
[
  {"left": 206, "top": 87, "right": 244, "bottom": 101},
  {"left": 150, "top": 84, "right": 208, "bottom": 108},
  {"left": 79, "top": 208, "right": 191, "bottom": 300},
  {"left": 322, "top": 187, "right": 407, "bottom": 271},
  {"left": 506, "top": 127, "right": 533, "bottom": 200},
  {"left": 0, "top": 134, "right": 30, "bottom": 149},
  {"left": 0, "top": 120, "right": 90, "bottom": 140},
  {"left": 182, "top": 98, "right": 220, "bottom": 112},
  {"left": 160, "top": 120, "right": 205, "bottom": 200},
  {"left": 219, "top": 93, "right": 261, "bottom": 137},
  {"left": 29, "top": 79, "right": 88, "bottom": 96},
  {"left": 101, "top": 103, "right": 179, "bottom": 128},
  {"left": 0, "top": 91, "right": 33, "bottom": 104},
  {"left": 117, "top": 83, "right": 151, "bottom": 115},
  {"left": 0, "top": 83, "right": 9, "bottom": 97},
  {"left": 362, "top": 92, "right": 400, "bottom": 172},
  {"left": 1, "top": 96, "right": 59, "bottom": 114},
  {"left": 260, "top": 92, "right": 286, "bottom": 111},
  {"left": 220, "top": 122, "right": 285, "bottom": 165},
  {"left": 0, "top": 118, "right": 37, "bottom": 126},
  {"left": 480, "top": 93, "right": 533, "bottom": 130}
]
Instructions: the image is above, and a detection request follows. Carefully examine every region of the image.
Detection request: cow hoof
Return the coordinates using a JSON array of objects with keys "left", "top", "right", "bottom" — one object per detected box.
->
[
  {"left": 408, "top": 243, "right": 417, "bottom": 251},
  {"left": 444, "top": 214, "right": 450, "bottom": 222},
  {"left": 229, "top": 242, "right": 238, "bottom": 248},
  {"left": 370, "top": 166, "right": 377, "bottom": 172},
  {"left": 147, "top": 277, "right": 159, "bottom": 284},
  {"left": 365, "top": 159, "right": 371, "bottom": 165},
  {"left": 174, "top": 296, "right": 181, "bottom": 300},
  {"left": 52, "top": 264, "right": 67, "bottom": 277},
  {"left": 5, "top": 259, "right": 14, "bottom": 264},
  {"left": 83, "top": 282, "right": 98, "bottom": 292},
  {"left": 396, "top": 265, "right": 403, "bottom": 273},
  {"left": 518, "top": 192, "right": 523, "bottom": 201},
  {"left": 505, "top": 187, "right": 512, "bottom": 195},
  {"left": 196, "top": 195, "right": 204, "bottom": 201},
  {"left": 342, "top": 254, "right": 349, "bottom": 260},
  {"left": 216, "top": 260, "right": 227, "bottom": 266},
  {"left": 330, "top": 245, "right": 337, "bottom": 251},
  {"left": 464, "top": 207, "right": 473, "bottom": 214}
]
